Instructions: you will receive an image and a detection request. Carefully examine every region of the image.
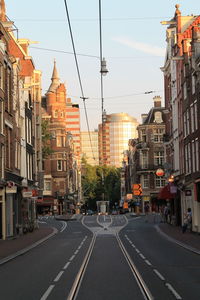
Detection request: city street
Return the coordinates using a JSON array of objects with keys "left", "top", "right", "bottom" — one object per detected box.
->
[{"left": 0, "top": 215, "right": 199, "bottom": 300}]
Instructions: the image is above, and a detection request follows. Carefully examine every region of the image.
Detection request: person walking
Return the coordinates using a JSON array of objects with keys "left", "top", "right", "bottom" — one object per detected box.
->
[
  {"left": 182, "top": 208, "right": 192, "bottom": 233},
  {"left": 144, "top": 202, "right": 150, "bottom": 222}
]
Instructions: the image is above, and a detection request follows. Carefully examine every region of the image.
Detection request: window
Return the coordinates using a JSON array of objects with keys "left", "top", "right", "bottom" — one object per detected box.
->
[
  {"left": 153, "top": 128, "right": 164, "bottom": 142},
  {"left": 183, "top": 112, "right": 187, "bottom": 137},
  {"left": 183, "top": 82, "right": 187, "bottom": 100},
  {"left": 143, "top": 174, "right": 149, "bottom": 188},
  {"left": 192, "top": 140, "right": 195, "bottom": 173},
  {"left": 141, "top": 129, "right": 146, "bottom": 142},
  {"left": 192, "top": 75, "right": 196, "bottom": 95},
  {"left": 154, "top": 151, "right": 164, "bottom": 166},
  {"left": 26, "top": 117, "right": 32, "bottom": 145},
  {"left": 155, "top": 175, "right": 165, "bottom": 188},
  {"left": 190, "top": 104, "right": 194, "bottom": 133},
  {"left": 54, "top": 110, "right": 58, "bottom": 118},
  {"left": 5, "top": 126, "right": 11, "bottom": 169},
  {"left": 184, "top": 145, "right": 188, "bottom": 174},
  {"left": 0, "top": 144, "right": 4, "bottom": 179},
  {"left": 195, "top": 139, "right": 199, "bottom": 172},
  {"left": 186, "top": 109, "right": 190, "bottom": 135},
  {"left": 0, "top": 63, "right": 4, "bottom": 90},
  {"left": 188, "top": 143, "right": 191, "bottom": 174},
  {"left": 15, "top": 141, "right": 20, "bottom": 169},
  {"left": 140, "top": 150, "right": 148, "bottom": 168},
  {"left": 0, "top": 100, "right": 3, "bottom": 134},
  {"left": 194, "top": 101, "right": 198, "bottom": 131},
  {"left": 57, "top": 160, "right": 62, "bottom": 171},
  {"left": 27, "top": 153, "right": 33, "bottom": 180}
]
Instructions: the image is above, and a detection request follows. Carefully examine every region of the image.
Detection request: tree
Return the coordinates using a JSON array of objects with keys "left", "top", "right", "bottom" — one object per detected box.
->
[
  {"left": 41, "top": 120, "right": 54, "bottom": 159},
  {"left": 81, "top": 159, "right": 121, "bottom": 210}
]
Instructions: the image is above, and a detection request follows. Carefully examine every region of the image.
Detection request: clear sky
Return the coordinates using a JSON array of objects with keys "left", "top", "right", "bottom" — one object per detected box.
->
[{"left": 6, "top": 0, "right": 200, "bottom": 131}]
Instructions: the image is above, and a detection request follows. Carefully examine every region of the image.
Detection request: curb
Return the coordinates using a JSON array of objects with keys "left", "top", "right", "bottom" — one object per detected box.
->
[
  {"left": 155, "top": 225, "right": 200, "bottom": 256},
  {"left": 0, "top": 227, "right": 58, "bottom": 266}
]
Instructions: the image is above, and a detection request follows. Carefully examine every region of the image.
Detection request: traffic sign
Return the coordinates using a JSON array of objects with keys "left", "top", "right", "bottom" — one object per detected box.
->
[{"left": 132, "top": 184, "right": 142, "bottom": 195}]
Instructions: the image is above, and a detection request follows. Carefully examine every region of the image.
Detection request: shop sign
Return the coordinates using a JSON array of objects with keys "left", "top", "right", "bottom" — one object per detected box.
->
[
  {"left": 6, "top": 186, "right": 17, "bottom": 194},
  {"left": 185, "top": 190, "right": 192, "bottom": 196},
  {"left": 22, "top": 191, "right": 32, "bottom": 198}
]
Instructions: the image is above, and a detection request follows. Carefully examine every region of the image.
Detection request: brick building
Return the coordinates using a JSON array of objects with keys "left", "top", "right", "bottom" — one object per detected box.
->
[{"left": 41, "top": 61, "right": 81, "bottom": 214}]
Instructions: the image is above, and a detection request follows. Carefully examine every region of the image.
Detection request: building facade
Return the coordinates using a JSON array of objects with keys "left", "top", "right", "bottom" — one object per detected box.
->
[
  {"left": 40, "top": 62, "right": 80, "bottom": 214},
  {"left": 81, "top": 130, "right": 99, "bottom": 166},
  {"left": 99, "top": 112, "right": 139, "bottom": 167},
  {"left": 161, "top": 5, "right": 200, "bottom": 231}
]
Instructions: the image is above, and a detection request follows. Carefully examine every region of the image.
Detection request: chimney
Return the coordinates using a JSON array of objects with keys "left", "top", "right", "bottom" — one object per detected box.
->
[{"left": 153, "top": 96, "right": 162, "bottom": 108}]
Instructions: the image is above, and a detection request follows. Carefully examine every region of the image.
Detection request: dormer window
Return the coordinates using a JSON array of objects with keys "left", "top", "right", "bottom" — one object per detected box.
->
[{"left": 154, "top": 111, "right": 163, "bottom": 123}]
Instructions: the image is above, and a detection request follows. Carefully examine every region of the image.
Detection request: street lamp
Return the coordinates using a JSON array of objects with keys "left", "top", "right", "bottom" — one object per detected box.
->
[{"left": 100, "top": 57, "right": 108, "bottom": 76}]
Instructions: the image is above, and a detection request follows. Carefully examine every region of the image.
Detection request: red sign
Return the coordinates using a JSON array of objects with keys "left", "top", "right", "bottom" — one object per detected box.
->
[{"left": 156, "top": 168, "right": 164, "bottom": 177}]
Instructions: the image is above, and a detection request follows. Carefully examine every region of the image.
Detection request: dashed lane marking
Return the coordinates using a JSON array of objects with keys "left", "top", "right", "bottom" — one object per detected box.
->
[
  {"left": 153, "top": 269, "right": 165, "bottom": 281},
  {"left": 54, "top": 271, "right": 64, "bottom": 282},
  {"left": 69, "top": 255, "right": 75, "bottom": 261},
  {"left": 63, "top": 262, "right": 70, "bottom": 270},
  {"left": 165, "top": 283, "right": 182, "bottom": 299},
  {"left": 145, "top": 259, "right": 152, "bottom": 266},
  {"left": 40, "top": 285, "right": 55, "bottom": 300}
]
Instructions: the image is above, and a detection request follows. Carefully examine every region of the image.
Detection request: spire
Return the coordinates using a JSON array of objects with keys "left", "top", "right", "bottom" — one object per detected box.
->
[
  {"left": 47, "top": 60, "right": 60, "bottom": 93},
  {"left": 0, "top": 0, "right": 6, "bottom": 22}
]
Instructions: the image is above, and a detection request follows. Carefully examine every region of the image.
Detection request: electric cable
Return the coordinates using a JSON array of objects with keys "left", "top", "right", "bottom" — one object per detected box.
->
[{"left": 63, "top": 0, "right": 96, "bottom": 162}]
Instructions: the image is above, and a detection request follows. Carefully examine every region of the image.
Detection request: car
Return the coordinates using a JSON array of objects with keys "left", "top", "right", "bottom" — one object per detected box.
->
[{"left": 86, "top": 210, "right": 94, "bottom": 215}]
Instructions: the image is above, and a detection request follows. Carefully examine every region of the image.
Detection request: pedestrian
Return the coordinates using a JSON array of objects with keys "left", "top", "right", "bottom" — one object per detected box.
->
[
  {"left": 182, "top": 208, "right": 192, "bottom": 233},
  {"left": 144, "top": 202, "right": 150, "bottom": 222},
  {"left": 163, "top": 205, "right": 168, "bottom": 223}
]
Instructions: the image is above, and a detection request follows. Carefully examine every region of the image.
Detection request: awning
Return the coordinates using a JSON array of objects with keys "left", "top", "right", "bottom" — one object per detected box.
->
[{"left": 158, "top": 184, "right": 176, "bottom": 199}]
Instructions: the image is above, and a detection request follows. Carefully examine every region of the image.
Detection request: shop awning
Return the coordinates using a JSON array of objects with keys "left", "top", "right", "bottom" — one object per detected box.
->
[{"left": 158, "top": 184, "right": 177, "bottom": 199}]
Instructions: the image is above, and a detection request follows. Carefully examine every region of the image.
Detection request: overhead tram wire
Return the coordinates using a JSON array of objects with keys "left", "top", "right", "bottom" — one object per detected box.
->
[{"left": 63, "top": 0, "right": 96, "bottom": 162}]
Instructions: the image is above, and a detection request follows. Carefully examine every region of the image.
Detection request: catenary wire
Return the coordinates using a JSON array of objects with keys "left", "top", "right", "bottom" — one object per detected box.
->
[{"left": 63, "top": 0, "right": 96, "bottom": 162}]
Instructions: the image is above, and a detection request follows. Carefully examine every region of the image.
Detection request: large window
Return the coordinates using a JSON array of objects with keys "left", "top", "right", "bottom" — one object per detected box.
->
[
  {"left": 154, "top": 151, "right": 164, "bottom": 166},
  {"left": 153, "top": 128, "right": 164, "bottom": 143},
  {"left": 0, "top": 100, "right": 3, "bottom": 134},
  {"left": 143, "top": 174, "right": 149, "bottom": 188},
  {"left": 195, "top": 139, "right": 199, "bottom": 172},
  {"left": 140, "top": 150, "right": 148, "bottom": 168},
  {"left": 27, "top": 153, "right": 33, "bottom": 180},
  {"left": 0, "top": 63, "right": 4, "bottom": 90},
  {"left": 0, "top": 144, "right": 4, "bottom": 179},
  {"left": 155, "top": 175, "right": 165, "bottom": 188},
  {"left": 57, "top": 160, "right": 62, "bottom": 171}
]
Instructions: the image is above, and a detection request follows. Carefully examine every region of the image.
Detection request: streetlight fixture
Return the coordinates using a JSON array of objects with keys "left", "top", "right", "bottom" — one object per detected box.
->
[{"left": 100, "top": 57, "right": 108, "bottom": 76}]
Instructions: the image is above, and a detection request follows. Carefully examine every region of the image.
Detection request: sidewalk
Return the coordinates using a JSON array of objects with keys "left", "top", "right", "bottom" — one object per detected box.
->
[
  {"left": 0, "top": 226, "right": 55, "bottom": 265},
  {"left": 157, "top": 222, "right": 200, "bottom": 254}
]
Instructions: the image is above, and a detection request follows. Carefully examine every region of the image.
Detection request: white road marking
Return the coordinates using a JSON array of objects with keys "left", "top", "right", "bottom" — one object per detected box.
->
[
  {"left": 165, "top": 283, "right": 182, "bottom": 299},
  {"left": 145, "top": 259, "right": 152, "bottom": 266},
  {"left": 40, "top": 285, "right": 55, "bottom": 300},
  {"left": 139, "top": 253, "right": 145, "bottom": 259},
  {"left": 54, "top": 271, "right": 64, "bottom": 282},
  {"left": 135, "top": 248, "right": 140, "bottom": 253},
  {"left": 74, "top": 250, "right": 79, "bottom": 254},
  {"left": 60, "top": 221, "right": 67, "bottom": 232},
  {"left": 69, "top": 255, "right": 75, "bottom": 261},
  {"left": 153, "top": 269, "right": 165, "bottom": 281},
  {"left": 63, "top": 262, "right": 70, "bottom": 270}
]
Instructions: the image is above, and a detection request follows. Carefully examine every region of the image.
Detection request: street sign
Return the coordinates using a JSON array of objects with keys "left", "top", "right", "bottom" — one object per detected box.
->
[{"left": 132, "top": 184, "right": 142, "bottom": 196}]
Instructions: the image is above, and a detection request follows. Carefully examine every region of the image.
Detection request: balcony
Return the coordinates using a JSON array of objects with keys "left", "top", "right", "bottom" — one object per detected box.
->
[{"left": 136, "top": 164, "right": 163, "bottom": 172}]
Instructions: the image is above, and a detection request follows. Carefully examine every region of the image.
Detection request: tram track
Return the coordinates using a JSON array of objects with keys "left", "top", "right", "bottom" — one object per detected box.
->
[{"left": 67, "top": 216, "right": 153, "bottom": 300}]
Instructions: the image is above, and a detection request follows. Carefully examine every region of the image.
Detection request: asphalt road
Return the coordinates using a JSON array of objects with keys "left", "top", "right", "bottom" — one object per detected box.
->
[{"left": 0, "top": 215, "right": 199, "bottom": 300}]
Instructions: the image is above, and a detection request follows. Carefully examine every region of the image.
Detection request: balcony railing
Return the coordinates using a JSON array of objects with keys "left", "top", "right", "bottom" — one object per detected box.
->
[{"left": 136, "top": 164, "right": 164, "bottom": 171}]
